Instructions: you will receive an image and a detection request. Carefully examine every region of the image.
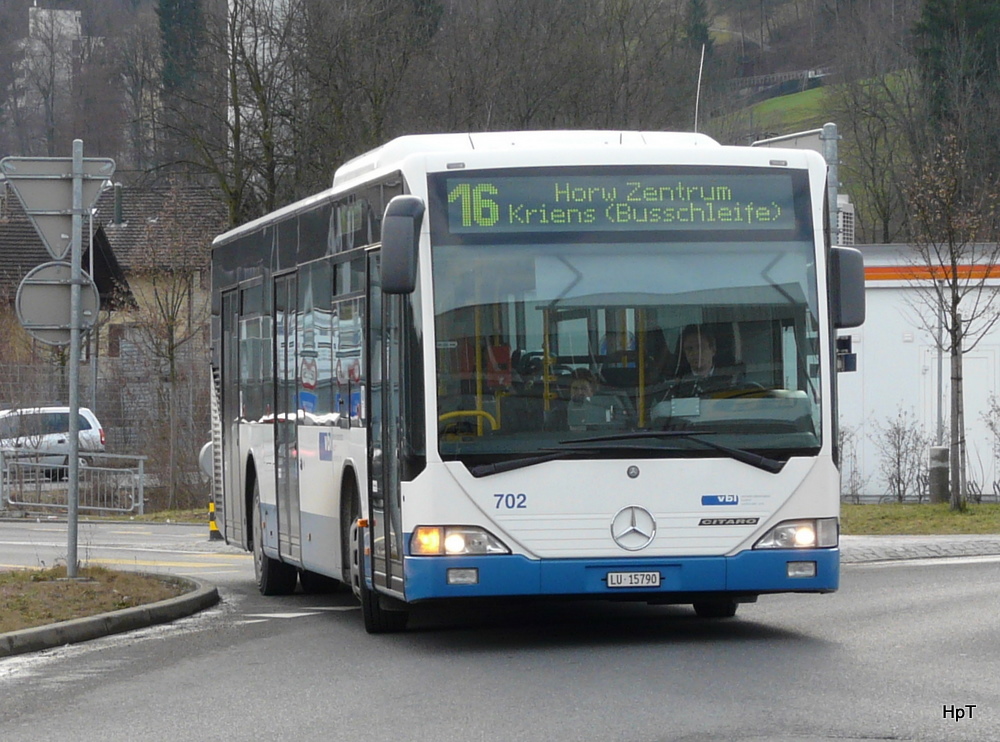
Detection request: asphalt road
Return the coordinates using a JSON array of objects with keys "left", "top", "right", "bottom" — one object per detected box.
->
[
  {"left": 0, "top": 521, "right": 998, "bottom": 742},
  {"left": 0, "top": 519, "right": 251, "bottom": 581}
]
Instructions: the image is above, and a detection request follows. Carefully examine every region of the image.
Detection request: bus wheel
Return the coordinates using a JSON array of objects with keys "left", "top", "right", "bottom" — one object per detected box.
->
[
  {"left": 348, "top": 495, "right": 408, "bottom": 634},
  {"left": 252, "top": 481, "right": 297, "bottom": 596},
  {"left": 693, "top": 598, "right": 738, "bottom": 619}
]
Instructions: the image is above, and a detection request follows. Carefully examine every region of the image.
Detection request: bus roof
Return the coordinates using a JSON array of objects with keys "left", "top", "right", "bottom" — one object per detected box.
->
[
  {"left": 218, "top": 130, "right": 825, "bottom": 248},
  {"left": 331, "top": 131, "right": 720, "bottom": 188}
]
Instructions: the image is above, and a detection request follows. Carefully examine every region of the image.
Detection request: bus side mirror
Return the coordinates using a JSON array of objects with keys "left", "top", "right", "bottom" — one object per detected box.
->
[
  {"left": 381, "top": 195, "right": 424, "bottom": 294},
  {"left": 830, "top": 246, "right": 865, "bottom": 329}
]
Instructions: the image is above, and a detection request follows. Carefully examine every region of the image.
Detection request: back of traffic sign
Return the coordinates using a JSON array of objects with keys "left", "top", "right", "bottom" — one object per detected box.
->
[
  {"left": 0, "top": 156, "right": 114, "bottom": 260},
  {"left": 15, "top": 261, "right": 100, "bottom": 346}
]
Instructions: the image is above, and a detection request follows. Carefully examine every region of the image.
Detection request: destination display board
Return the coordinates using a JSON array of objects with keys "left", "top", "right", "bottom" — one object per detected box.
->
[{"left": 431, "top": 168, "right": 807, "bottom": 238}]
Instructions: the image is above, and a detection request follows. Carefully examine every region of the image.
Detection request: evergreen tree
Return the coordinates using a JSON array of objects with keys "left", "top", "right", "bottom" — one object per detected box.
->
[
  {"left": 914, "top": 0, "right": 1000, "bottom": 122},
  {"left": 158, "top": 0, "right": 202, "bottom": 96},
  {"left": 411, "top": 0, "right": 444, "bottom": 41},
  {"left": 685, "top": 0, "right": 713, "bottom": 56}
]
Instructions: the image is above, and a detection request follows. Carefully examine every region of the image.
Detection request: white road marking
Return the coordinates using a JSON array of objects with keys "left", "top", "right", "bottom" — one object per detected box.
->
[{"left": 244, "top": 612, "right": 323, "bottom": 619}]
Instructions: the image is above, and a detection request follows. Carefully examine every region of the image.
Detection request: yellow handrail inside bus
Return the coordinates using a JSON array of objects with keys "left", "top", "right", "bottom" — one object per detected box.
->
[{"left": 439, "top": 409, "right": 498, "bottom": 431}]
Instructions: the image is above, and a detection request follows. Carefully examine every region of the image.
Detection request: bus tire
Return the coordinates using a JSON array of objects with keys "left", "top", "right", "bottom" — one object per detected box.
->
[
  {"left": 252, "top": 480, "right": 297, "bottom": 596},
  {"left": 692, "top": 597, "right": 738, "bottom": 619},
  {"left": 347, "top": 488, "right": 408, "bottom": 634}
]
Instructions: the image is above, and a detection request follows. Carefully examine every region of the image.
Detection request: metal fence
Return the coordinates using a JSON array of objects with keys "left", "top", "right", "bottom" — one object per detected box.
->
[
  {"left": 841, "top": 491, "right": 1000, "bottom": 505},
  {"left": 1, "top": 451, "right": 146, "bottom": 514}
]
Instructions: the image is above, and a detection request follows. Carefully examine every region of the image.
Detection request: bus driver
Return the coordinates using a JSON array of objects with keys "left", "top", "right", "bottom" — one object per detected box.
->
[
  {"left": 681, "top": 324, "right": 717, "bottom": 379},
  {"left": 666, "top": 324, "right": 739, "bottom": 398}
]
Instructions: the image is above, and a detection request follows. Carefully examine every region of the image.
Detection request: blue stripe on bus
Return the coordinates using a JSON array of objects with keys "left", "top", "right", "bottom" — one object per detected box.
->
[{"left": 402, "top": 548, "right": 839, "bottom": 601}]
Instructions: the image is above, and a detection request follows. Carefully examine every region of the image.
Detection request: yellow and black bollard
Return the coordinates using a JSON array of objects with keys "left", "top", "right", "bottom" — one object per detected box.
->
[{"left": 208, "top": 500, "right": 223, "bottom": 541}]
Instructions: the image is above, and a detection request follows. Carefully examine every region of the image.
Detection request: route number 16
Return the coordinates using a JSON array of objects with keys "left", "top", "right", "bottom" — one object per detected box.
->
[{"left": 449, "top": 183, "right": 500, "bottom": 227}]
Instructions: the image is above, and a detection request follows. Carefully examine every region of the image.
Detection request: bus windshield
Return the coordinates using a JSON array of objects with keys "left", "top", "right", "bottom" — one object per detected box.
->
[{"left": 428, "top": 166, "right": 822, "bottom": 464}]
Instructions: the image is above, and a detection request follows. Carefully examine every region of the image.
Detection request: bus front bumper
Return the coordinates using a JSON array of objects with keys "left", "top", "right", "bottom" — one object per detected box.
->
[{"left": 402, "top": 548, "right": 839, "bottom": 602}]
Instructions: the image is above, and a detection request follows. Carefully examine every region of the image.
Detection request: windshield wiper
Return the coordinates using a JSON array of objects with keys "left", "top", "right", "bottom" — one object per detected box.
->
[
  {"left": 466, "top": 431, "right": 785, "bottom": 477},
  {"left": 467, "top": 441, "right": 669, "bottom": 478},
  {"left": 468, "top": 451, "right": 573, "bottom": 478},
  {"left": 559, "top": 431, "right": 786, "bottom": 474}
]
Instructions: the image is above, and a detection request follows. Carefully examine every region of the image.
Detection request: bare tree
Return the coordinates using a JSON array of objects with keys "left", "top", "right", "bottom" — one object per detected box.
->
[
  {"left": 0, "top": 1, "right": 30, "bottom": 156},
  {"left": 824, "top": 1, "right": 921, "bottom": 244},
  {"left": 978, "top": 393, "right": 1000, "bottom": 503},
  {"left": 152, "top": 0, "right": 434, "bottom": 219},
  {"left": 838, "top": 419, "right": 869, "bottom": 503},
  {"left": 870, "top": 407, "right": 930, "bottom": 503},
  {"left": 227, "top": 0, "right": 302, "bottom": 214},
  {"left": 904, "top": 134, "right": 1000, "bottom": 510},
  {"left": 70, "top": 32, "right": 127, "bottom": 161},
  {"left": 418, "top": 0, "right": 697, "bottom": 135},
  {"left": 19, "top": 5, "right": 81, "bottom": 156},
  {"left": 117, "top": 5, "right": 164, "bottom": 173},
  {"left": 124, "top": 182, "right": 223, "bottom": 508},
  {"left": 292, "top": 0, "right": 440, "bottom": 175}
]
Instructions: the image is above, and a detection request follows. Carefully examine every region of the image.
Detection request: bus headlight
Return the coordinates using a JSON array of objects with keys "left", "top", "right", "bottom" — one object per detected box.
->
[
  {"left": 754, "top": 518, "right": 838, "bottom": 549},
  {"left": 411, "top": 526, "right": 511, "bottom": 556}
]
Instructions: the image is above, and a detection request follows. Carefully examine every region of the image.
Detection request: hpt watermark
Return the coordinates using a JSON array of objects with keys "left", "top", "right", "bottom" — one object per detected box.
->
[{"left": 942, "top": 704, "right": 977, "bottom": 722}]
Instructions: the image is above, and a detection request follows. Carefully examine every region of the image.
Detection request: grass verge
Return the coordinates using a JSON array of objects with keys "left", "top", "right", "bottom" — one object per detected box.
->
[
  {"left": 80, "top": 508, "right": 208, "bottom": 524},
  {"left": 0, "top": 566, "right": 185, "bottom": 634},
  {"left": 841, "top": 502, "right": 1000, "bottom": 535}
]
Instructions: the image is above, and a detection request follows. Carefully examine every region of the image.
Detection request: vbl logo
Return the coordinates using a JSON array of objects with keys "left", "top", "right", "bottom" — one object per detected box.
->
[
  {"left": 319, "top": 432, "right": 334, "bottom": 461},
  {"left": 702, "top": 494, "right": 739, "bottom": 506}
]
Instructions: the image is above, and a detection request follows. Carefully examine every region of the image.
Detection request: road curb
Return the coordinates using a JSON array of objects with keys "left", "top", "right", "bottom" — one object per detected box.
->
[
  {"left": 0, "top": 575, "right": 220, "bottom": 659},
  {"left": 840, "top": 534, "right": 1000, "bottom": 564}
]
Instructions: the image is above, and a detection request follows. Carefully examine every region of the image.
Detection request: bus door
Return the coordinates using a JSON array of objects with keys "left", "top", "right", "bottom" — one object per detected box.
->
[
  {"left": 367, "top": 252, "right": 405, "bottom": 595},
  {"left": 273, "top": 273, "right": 301, "bottom": 562},
  {"left": 220, "top": 289, "right": 244, "bottom": 545}
]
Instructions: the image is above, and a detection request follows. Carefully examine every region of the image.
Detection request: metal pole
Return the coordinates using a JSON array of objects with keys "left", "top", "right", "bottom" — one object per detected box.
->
[
  {"left": 821, "top": 122, "right": 839, "bottom": 245},
  {"left": 694, "top": 43, "right": 706, "bottom": 133},
  {"left": 67, "top": 139, "right": 84, "bottom": 578},
  {"left": 89, "top": 205, "right": 98, "bottom": 410}
]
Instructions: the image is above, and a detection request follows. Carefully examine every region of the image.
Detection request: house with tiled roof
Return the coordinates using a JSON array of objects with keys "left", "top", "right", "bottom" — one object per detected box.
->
[
  {"left": 88, "top": 181, "right": 226, "bottom": 361},
  {"left": 93, "top": 182, "right": 227, "bottom": 276}
]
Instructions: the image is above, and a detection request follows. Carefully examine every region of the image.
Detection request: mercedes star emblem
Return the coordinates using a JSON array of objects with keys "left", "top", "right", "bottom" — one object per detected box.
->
[{"left": 610, "top": 505, "right": 656, "bottom": 551}]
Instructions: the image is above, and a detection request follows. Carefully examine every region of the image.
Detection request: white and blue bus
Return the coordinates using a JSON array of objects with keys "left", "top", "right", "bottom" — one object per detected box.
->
[{"left": 209, "top": 131, "right": 865, "bottom": 632}]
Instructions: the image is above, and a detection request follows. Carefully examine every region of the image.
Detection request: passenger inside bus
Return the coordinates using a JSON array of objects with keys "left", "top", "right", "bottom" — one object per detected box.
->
[
  {"left": 565, "top": 368, "right": 630, "bottom": 431},
  {"left": 569, "top": 368, "right": 599, "bottom": 402},
  {"left": 499, "top": 354, "right": 553, "bottom": 433}
]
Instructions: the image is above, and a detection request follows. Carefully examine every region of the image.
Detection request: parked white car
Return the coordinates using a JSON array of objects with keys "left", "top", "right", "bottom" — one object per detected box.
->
[{"left": 0, "top": 406, "right": 106, "bottom": 473}]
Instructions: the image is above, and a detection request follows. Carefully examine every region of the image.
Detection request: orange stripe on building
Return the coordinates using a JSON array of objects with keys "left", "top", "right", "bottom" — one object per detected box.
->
[{"left": 865, "top": 265, "right": 1000, "bottom": 281}]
